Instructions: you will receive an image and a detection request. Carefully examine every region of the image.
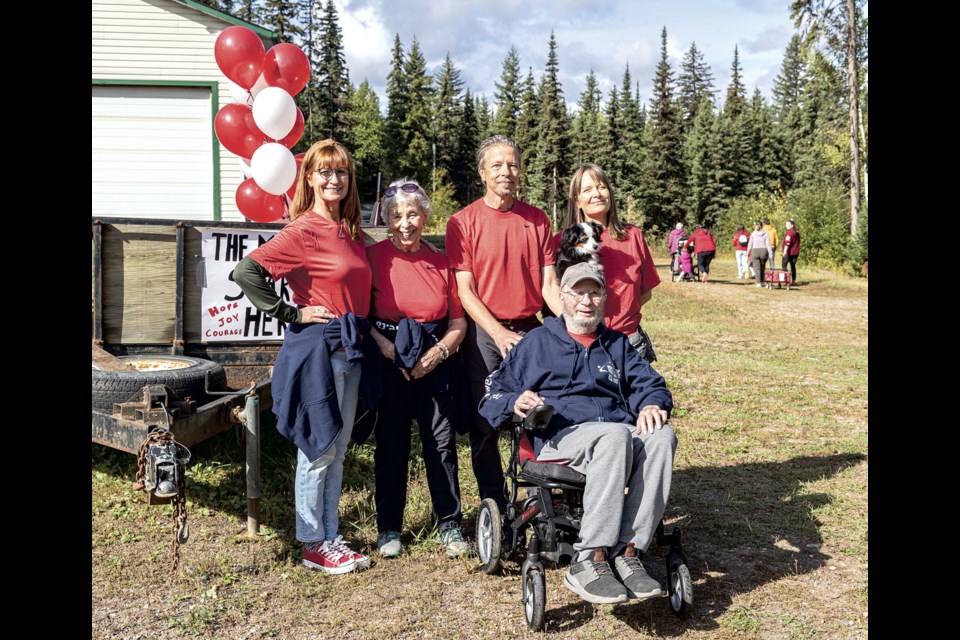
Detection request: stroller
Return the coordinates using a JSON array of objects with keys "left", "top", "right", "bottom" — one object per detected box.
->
[
  {"left": 475, "top": 405, "right": 693, "bottom": 630},
  {"left": 672, "top": 238, "right": 698, "bottom": 283}
]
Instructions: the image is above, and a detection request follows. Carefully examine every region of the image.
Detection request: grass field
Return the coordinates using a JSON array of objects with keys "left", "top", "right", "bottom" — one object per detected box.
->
[{"left": 92, "top": 254, "right": 867, "bottom": 639}]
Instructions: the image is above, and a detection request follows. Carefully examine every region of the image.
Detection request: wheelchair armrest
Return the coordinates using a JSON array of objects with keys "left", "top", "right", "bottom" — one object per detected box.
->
[{"left": 511, "top": 403, "right": 554, "bottom": 431}]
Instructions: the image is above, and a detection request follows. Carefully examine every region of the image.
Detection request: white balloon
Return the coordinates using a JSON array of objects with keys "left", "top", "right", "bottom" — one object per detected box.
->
[
  {"left": 227, "top": 80, "right": 254, "bottom": 107},
  {"left": 250, "top": 73, "right": 269, "bottom": 100},
  {"left": 252, "top": 86, "right": 296, "bottom": 140},
  {"left": 239, "top": 156, "right": 253, "bottom": 179},
  {"left": 251, "top": 143, "right": 296, "bottom": 196}
]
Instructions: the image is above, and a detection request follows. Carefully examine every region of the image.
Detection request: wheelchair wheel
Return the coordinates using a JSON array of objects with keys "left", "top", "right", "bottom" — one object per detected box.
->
[
  {"left": 668, "top": 558, "right": 693, "bottom": 616},
  {"left": 523, "top": 567, "right": 546, "bottom": 631},
  {"left": 476, "top": 498, "right": 503, "bottom": 574}
]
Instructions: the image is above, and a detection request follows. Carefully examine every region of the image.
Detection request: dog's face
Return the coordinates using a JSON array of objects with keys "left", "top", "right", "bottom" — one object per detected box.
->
[{"left": 561, "top": 221, "right": 603, "bottom": 260}]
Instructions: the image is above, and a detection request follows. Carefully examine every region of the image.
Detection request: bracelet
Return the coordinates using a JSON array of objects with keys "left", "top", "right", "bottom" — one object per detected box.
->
[{"left": 435, "top": 341, "right": 449, "bottom": 361}]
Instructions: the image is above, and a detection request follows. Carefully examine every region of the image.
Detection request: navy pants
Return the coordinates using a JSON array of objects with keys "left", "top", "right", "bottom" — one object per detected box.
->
[
  {"left": 374, "top": 361, "right": 462, "bottom": 533},
  {"left": 462, "top": 316, "right": 541, "bottom": 510}
]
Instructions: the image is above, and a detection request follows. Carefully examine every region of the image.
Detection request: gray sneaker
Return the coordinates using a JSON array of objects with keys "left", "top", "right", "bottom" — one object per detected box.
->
[
  {"left": 612, "top": 543, "right": 663, "bottom": 600},
  {"left": 377, "top": 530, "right": 402, "bottom": 558},
  {"left": 438, "top": 525, "right": 470, "bottom": 556},
  {"left": 563, "top": 548, "right": 629, "bottom": 604}
]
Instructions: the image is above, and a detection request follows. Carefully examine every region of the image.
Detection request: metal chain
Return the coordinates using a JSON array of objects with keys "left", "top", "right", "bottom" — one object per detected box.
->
[{"left": 132, "top": 428, "right": 189, "bottom": 572}]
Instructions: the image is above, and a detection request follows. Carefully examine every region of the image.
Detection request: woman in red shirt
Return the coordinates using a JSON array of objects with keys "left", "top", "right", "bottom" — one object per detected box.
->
[
  {"left": 555, "top": 164, "right": 661, "bottom": 361},
  {"left": 232, "top": 139, "right": 373, "bottom": 574},
  {"left": 366, "top": 179, "right": 468, "bottom": 559}
]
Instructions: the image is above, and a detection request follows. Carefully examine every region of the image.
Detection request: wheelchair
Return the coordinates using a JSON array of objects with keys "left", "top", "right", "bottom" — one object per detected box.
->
[{"left": 475, "top": 405, "right": 693, "bottom": 630}]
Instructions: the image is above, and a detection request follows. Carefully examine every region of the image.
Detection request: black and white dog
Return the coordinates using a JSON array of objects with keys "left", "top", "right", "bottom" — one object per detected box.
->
[{"left": 556, "top": 221, "right": 603, "bottom": 281}]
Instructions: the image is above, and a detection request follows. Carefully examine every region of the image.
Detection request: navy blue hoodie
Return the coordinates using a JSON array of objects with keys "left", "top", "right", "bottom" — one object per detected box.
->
[{"left": 478, "top": 316, "right": 673, "bottom": 456}]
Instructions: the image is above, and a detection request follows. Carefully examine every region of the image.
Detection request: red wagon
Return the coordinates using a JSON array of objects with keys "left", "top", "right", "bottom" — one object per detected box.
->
[{"left": 764, "top": 269, "right": 793, "bottom": 290}]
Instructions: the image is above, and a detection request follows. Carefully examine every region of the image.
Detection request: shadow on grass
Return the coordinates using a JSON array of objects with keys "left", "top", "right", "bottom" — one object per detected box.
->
[{"left": 605, "top": 452, "right": 865, "bottom": 636}]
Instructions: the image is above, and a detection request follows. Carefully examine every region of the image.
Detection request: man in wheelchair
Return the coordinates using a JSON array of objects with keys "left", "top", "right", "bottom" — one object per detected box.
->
[{"left": 479, "top": 262, "right": 677, "bottom": 605}]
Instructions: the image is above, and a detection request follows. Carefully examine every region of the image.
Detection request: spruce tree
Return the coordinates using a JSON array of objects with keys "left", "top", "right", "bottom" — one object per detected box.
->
[
  {"left": 638, "top": 27, "right": 687, "bottom": 232},
  {"left": 312, "top": 0, "right": 351, "bottom": 143},
  {"left": 723, "top": 45, "right": 748, "bottom": 119},
  {"left": 432, "top": 53, "right": 464, "bottom": 195},
  {"left": 493, "top": 47, "right": 522, "bottom": 139},
  {"left": 573, "top": 70, "right": 602, "bottom": 166},
  {"left": 618, "top": 64, "right": 645, "bottom": 210},
  {"left": 772, "top": 34, "right": 807, "bottom": 188},
  {"left": 398, "top": 37, "right": 433, "bottom": 184},
  {"left": 382, "top": 35, "right": 407, "bottom": 180},
  {"left": 259, "top": 0, "right": 303, "bottom": 43},
  {"left": 684, "top": 101, "right": 727, "bottom": 226},
  {"left": 475, "top": 94, "right": 493, "bottom": 141},
  {"left": 677, "top": 42, "right": 716, "bottom": 133},
  {"left": 528, "top": 32, "right": 570, "bottom": 223},
  {"left": 744, "top": 89, "right": 788, "bottom": 197},
  {"left": 458, "top": 90, "right": 482, "bottom": 203},
  {"left": 514, "top": 68, "right": 539, "bottom": 200},
  {"left": 599, "top": 85, "right": 623, "bottom": 185},
  {"left": 350, "top": 79, "right": 384, "bottom": 199},
  {"left": 718, "top": 46, "right": 752, "bottom": 199}
]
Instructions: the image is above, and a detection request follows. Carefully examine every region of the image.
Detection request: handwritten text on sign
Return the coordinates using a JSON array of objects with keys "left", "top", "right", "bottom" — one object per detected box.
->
[{"left": 201, "top": 229, "right": 290, "bottom": 342}]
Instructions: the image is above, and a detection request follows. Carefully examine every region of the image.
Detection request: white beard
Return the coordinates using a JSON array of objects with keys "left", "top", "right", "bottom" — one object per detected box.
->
[{"left": 563, "top": 311, "right": 601, "bottom": 335}]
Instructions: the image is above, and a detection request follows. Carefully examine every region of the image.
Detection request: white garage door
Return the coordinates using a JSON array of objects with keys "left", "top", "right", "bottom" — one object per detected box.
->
[{"left": 93, "top": 85, "right": 215, "bottom": 220}]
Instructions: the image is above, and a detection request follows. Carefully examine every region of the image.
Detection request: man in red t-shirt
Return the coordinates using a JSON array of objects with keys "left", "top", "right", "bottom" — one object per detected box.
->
[
  {"left": 781, "top": 219, "right": 801, "bottom": 283},
  {"left": 446, "top": 135, "right": 563, "bottom": 508}
]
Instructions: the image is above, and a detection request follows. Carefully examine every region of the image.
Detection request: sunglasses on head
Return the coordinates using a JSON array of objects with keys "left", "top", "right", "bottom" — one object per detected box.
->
[{"left": 384, "top": 183, "right": 421, "bottom": 197}]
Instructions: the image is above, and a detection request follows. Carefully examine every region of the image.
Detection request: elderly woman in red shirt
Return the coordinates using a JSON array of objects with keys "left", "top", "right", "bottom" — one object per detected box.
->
[{"left": 367, "top": 179, "right": 469, "bottom": 559}]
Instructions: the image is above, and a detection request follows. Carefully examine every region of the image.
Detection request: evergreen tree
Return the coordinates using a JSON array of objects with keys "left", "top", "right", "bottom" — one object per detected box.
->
[
  {"left": 723, "top": 45, "right": 748, "bottom": 119},
  {"left": 350, "top": 79, "right": 384, "bottom": 199},
  {"left": 233, "top": 0, "right": 260, "bottom": 23},
  {"left": 493, "top": 47, "right": 522, "bottom": 139},
  {"left": 618, "top": 64, "right": 645, "bottom": 209},
  {"left": 772, "top": 34, "right": 807, "bottom": 188},
  {"left": 514, "top": 68, "right": 539, "bottom": 200},
  {"left": 677, "top": 42, "right": 716, "bottom": 132},
  {"left": 475, "top": 94, "right": 493, "bottom": 141},
  {"left": 572, "top": 70, "right": 602, "bottom": 166},
  {"left": 432, "top": 53, "right": 464, "bottom": 186},
  {"left": 528, "top": 32, "right": 570, "bottom": 224},
  {"left": 599, "top": 86, "right": 624, "bottom": 186},
  {"left": 638, "top": 27, "right": 687, "bottom": 232},
  {"left": 743, "top": 89, "right": 788, "bottom": 196},
  {"left": 793, "top": 51, "right": 847, "bottom": 189},
  {"left": 684, "top": 101, "right": 727, "bottom": 225},
  {"left": 398, "top": 37, "right": 433, "bottom": 184},
  {"left": 312, "top": 0, "right": 351, "bottom": 143},
  {"left": 382, "top": 35, "right": 407, "bottom": 180},
  {"left": 458, "top": 90, "right": 482, "bottom": 203},
  {"left": 259, "top": 0, "right": 303, "bottom": 43}
]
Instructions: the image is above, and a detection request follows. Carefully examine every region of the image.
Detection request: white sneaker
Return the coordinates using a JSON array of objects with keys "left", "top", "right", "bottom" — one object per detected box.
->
[{"left": 331, "top": 535, "right": 371, "bottom": 570}]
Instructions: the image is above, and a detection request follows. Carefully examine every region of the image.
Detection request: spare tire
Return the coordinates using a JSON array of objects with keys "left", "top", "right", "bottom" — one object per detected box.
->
[{"left": 92, "top": 355, "right": 227, "bottom": 413}]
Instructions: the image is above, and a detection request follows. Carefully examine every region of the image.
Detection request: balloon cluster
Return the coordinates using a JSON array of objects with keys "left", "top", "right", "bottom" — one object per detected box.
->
[{"left": 213, "top": 27, "right": 310, "bottom": 222}]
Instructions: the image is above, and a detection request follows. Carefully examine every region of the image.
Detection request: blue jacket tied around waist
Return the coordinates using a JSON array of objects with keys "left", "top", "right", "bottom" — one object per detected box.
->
[
  {"left": 271, "top": 313, "right": 382, "bottom": 461},
  {"left": 478, "top": 316, "right": 673, "bottom": 457}
]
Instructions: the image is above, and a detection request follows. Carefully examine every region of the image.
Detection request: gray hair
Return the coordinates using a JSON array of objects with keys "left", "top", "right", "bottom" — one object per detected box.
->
[
  {"left": 476, "top": 135, "right": 521, "bottom": 171},
  {"left": 383, "top": 178, "right": 432, "bottom": 219}
]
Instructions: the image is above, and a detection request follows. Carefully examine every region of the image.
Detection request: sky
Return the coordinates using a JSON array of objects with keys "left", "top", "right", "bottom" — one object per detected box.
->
[{"left": 332, "top": 0, "right": 797, "bottom": 113}]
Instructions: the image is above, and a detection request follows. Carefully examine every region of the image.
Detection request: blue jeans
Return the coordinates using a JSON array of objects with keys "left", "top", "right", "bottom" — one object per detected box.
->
[{"left": 295, "top": 351, "right": 361, "bottom": 543}]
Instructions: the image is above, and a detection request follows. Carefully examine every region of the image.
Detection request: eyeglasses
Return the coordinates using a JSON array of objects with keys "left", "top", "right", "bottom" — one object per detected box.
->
[
  {"left": 561, "top": 289, "right": 604, "bottom": 303},
  {"left": 315, "top": 169, "right": 350, "bottom": 182},
  {"left": 384, "top": 183, "right": 421, "bottom": 197}
]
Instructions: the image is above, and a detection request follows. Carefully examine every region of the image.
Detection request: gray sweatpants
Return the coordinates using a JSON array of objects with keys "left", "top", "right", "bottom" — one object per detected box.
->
[{"left": 537, "top": 422, "right": 677, "bottom": 561}]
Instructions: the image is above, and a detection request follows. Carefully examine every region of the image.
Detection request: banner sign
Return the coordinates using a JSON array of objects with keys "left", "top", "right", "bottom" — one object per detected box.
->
[{"left": 200, "top": 229, "right": 290, "bottom": 342}]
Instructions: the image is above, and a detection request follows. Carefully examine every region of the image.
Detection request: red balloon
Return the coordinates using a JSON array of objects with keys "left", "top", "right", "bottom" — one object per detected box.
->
[
  {"left": 276, "top": 108, "right": 304, "bottom": 148},
  {"left": 236, "top": 178, "right": 286, "bottom": 222},
  {"left": 262, "top": 43, "right": 310, "bottom": 96},
  {"left": 286, "top": 153, "right": 306, "bottom": 200},
  {"left": 215, "top": 104, "right": 265, "bottom": 158},
  {"left": 214, "top": 26, "right": 265, "bottom": 90}
]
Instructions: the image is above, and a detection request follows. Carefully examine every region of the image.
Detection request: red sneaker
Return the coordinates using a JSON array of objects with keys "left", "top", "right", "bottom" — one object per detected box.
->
[
  {"left": 331, "top": 535, "right": 371, "bottom": 570},
  {"left": 302, "top": 540, "right": 356, "bottom": 574}
]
